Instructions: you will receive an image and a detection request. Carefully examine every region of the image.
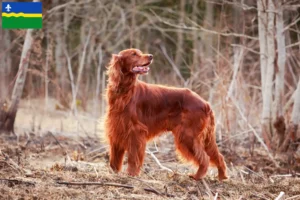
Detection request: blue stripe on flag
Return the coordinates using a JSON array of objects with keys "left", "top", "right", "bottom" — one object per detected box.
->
[{"left": 2, "top": 2, "right": 42, "bottom": 14}]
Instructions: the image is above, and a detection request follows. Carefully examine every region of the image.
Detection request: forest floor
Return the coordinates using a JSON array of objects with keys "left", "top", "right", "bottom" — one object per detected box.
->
[{"left": 1, "top": 99, "right": 300, "bottom": 200}]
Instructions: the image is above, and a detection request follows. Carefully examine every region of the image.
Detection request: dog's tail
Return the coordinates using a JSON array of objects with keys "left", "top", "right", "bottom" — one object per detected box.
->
[{"left": 203, "top": 104, "right": 216, "bottom": 147}]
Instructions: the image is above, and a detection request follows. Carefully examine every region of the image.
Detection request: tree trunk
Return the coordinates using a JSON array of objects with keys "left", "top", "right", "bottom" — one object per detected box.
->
[
  {"left": 280, "top": 79, "right": 300, "bottom": 152},
  {"left": 79, "top": 3, "right": 92, "bottom": 112},
  {"left": 203, "top": 1, "right": 215, "bottom": 102},
  {"left": 72, "top": 28, "right": 91, "bottom": 112},
  {"left": 261, "top": 0, "right": 276, "bottom": 150},
  {"left": 257, "top": 0, "right": 268, "bottom": 92},
  {"left": 174, "top": 0, "right": 185, "bottom": 68},
  {"left": 273, "top": 0, "right": 286, "bottom": 148},
  {"left": 0, "top": 0, "right": 12, "bottom": 101},
  {"left": 192, "top": 0, "right": 200, "bottom": 75},
  {"left": 130, "top": 0, "right": 140, "bottom": 49},
  {"left": 0, "top": 30, "right": 12, "bottom": 100},
  {"left": 0, "top": 28, "right": 34, "bottom": 133},
  {"left": 54, "top": 0, "right": 68, "bottom": 109}
]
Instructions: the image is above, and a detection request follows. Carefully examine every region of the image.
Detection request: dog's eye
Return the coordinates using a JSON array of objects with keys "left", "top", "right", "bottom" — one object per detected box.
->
[{"left": 132, "top": 52, "right": 137, "bottom": 56}]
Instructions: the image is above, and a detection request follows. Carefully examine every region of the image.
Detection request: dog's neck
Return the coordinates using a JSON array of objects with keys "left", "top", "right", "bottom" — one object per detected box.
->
[{"left": 108, "top": 73, "right": 137, "bottom": 95}]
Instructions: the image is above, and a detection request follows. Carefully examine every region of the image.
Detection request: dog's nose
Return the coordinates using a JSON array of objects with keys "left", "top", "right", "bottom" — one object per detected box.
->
[{"left": 148, "top": 54, "right": 153, "bottom": 60}]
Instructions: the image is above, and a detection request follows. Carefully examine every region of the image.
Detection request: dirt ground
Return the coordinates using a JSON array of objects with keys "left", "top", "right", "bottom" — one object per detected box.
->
[{"left": 1, "top": 100, "right": 300, "bottom": 200}]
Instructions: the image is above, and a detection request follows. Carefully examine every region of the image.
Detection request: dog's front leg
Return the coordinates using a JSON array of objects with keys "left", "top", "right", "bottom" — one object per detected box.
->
[{"left": 126, "top": 126, "right": 147, "bottom": 176}]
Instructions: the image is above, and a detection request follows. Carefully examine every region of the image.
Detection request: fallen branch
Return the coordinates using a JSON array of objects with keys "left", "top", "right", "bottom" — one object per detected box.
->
[
  {"left": 146, "top": 149, "right": 173, "bottom": 173},
  {"left": 56, "top": 181, "right": 174, "bottom": 197},
  {"left": 129, "top": 177, "right": 161, "bottom": 196},
  {"left": 57, "top": 181, "right": 133, "bottom": 188},
  {"left": 0, "top": 178, "right": 35, "bottom": 186}
]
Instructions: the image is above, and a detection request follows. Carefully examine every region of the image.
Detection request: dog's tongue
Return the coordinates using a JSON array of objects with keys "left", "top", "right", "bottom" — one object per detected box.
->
[{"left": 133, "top": 66, "right": 150, "bottom": 72}]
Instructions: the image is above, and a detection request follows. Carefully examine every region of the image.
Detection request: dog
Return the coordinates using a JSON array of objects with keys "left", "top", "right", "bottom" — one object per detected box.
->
[{"left": 104, "top": 48, "right": 228, "bottom": 180}]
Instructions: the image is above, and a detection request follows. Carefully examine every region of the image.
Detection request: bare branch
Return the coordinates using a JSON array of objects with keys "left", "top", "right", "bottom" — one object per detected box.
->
[
  {"left": 146, "top": 149, "right": 173, "bottom": 173},
  {"left": 150, "top": 9, "right": 258, "bottom": 41}
]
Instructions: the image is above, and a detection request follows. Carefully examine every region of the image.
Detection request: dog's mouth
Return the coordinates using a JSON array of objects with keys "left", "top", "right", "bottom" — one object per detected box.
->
[{"left": 132, "top": 61, "right": 152, "bottom": 74}]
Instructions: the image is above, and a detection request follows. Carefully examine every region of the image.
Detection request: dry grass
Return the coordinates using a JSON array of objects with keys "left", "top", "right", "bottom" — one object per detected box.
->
[{"left": 0, "top": 99, "right": 299, "bottom": 200}]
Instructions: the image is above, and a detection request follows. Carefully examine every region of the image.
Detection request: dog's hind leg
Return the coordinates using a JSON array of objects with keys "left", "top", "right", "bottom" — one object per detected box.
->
[
  {"left": 205, "top": 143, "right": 228, "bottom": 180},
  {"left": 173, "top": 126, "right": 209, "bottom": 180}
]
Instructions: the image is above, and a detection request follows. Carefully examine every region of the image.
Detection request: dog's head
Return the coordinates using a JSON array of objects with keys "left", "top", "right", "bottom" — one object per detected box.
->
[{"left": 110, "top": 49, "right": 153, "bottom": 75}]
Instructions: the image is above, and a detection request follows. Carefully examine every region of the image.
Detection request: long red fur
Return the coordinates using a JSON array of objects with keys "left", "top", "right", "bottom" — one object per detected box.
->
[{"left": 104, "top": 49, "right": 228, "bottom": 180}]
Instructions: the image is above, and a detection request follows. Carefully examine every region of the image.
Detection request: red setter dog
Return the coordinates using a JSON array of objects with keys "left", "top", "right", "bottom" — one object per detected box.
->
[{"left": 105, "top": 49, "right": 228, "bottom": 181}]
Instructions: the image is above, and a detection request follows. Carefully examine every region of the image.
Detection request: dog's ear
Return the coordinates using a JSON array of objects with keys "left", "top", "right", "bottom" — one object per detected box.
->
[
  {"left": 112, "top": 54, "right": 122, "bottom": 59},
  {"left": 107, "top": 54, "right": 123, "bottom": 90},
  {"left": 106, "top": 54, "right": 118, "bottom": 69},
  {"left": 107, "top": 54, "right": 122, "bottom": 68}
]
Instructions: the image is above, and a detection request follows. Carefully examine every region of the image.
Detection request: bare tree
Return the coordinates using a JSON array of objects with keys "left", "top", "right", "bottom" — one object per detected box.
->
[
  {"left": 53, "top": 0, "right": 68, "bottom": 108},
  {"left": 192, "top": 0, "right": 200, "bottom": 74},
  {"left": 0, "top": 0, "right": 13, "bottom": 101},
  {"left": 0, "top": 30, "right": 11, "bottom": 100},
  {"left": 261, "top": 0, "right": 276, "bottom": 149},
  {"left": 203, "top": 1, "right": 215, "bottom": 102},
  {"left": 174, "top": 0, "right": 185, "bottom": 68},
  {"left": 273, "top": 0, "right": 286, "bottom": 148},
  {"left": 72, "top": 28, "right": 92, "bottom": 112},
  {"left": 257, "top": 0, "right": 268, "bottom": 94},
  {"left": 0, "top": 14, "right": 36, "bottom": 133},
  {"left": 280, "top": 79, "right": 300, "bottom": 152}
]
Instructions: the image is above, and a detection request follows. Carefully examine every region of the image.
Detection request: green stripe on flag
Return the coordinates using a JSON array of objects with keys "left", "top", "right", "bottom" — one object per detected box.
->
[{"left": 2, "top": 17, "right": 42, "bottom": 29}]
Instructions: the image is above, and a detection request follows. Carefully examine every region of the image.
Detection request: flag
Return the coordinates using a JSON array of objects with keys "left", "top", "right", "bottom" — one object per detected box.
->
[{"left": 2, "top": 2, "right": 42, "bottom": 29}]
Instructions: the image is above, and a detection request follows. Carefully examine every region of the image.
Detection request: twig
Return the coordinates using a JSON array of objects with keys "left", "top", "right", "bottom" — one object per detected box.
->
[
  {"left": 230, "top": 44, "right": 262, "bottom": 55},
  {"left": 93, "top": 167, "right": 99, "bottom": 178},
  {"left": 159, "top": 44, "right": 185, "bottom": 84},
  {"left": 275, "top": 192, "right": 285, "bottom": 200},
  {"left": 146, "top": 149, "right": 173, "bottom": 173},
  {"left": 0, "top": 150, "right": 24, "bottom": 173},
  {"left": 226, "top": 47, "right": 244, "bottom": 101},
  {"left": 56, "top": 181, "right": 175, "bottom": 197},
  {"left": 286, "top": 195, "right": 300, "bottom": 200},
  {"left": 239, "top": 170, "right": 246, "bottom": 184},
  {"left": 243, "top": 166, "right": 267, "bottom": 181},
  {"left": 286, "top": 41, "right": 300, "bottom": 49},
  {"left": 71, "top": 114, "right": 91, "bottom": 138},
  {"left": 48, "top": 131, "right": 66, "bottom": 152},
  {"left": 283, "top": 17, "right": 300, "bottom": 33},
  {"left": 201, "top": 180, "right": 213, "bottom": 198},
  {"left": 214, "top": 192, "right": 218, "bottom": 200},
  {"left": 86, "top": 145, "right": 108, "bottom": 155},
  {"left": 229, "top": 96, "right": 279, "bottom": 167},
  {"left": 270, "top": 174, "right": 292, "bottom": 178},
  {"left": 46, "top": 0, "right": 93, "bottom": 15}
]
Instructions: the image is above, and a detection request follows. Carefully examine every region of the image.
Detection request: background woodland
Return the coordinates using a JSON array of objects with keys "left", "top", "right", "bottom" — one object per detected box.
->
[{"left": 0, "top": 0, "right": 300, "bottom": 172}]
